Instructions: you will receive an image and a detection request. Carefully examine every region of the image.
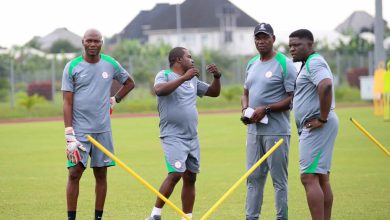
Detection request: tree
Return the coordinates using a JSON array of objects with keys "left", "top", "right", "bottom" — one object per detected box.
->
[
  {"left": 198, "top": 48, "right": 238, "bottom": 82},
  {"left": 111, "top": 40, "right": 142, "bottom": 61},
  {"left": 25, "top": 36, "right": 41, "bottom": 49},
  {"left": 50, "top": 39, "right": 79, "bottom": 53},
  {"left": 0, "top": 54, "right": 11, "bottom": 101},
  {"left": 111, "top": 40, "right": 171, "bottom": 85},
  {"left": 334, "top": 33, "right": 374, "bottom": 55}
]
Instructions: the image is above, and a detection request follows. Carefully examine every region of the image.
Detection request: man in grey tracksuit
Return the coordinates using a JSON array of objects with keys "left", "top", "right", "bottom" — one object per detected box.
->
[{"left": 241, "top": 23, "right": 297, "bottom": 220}]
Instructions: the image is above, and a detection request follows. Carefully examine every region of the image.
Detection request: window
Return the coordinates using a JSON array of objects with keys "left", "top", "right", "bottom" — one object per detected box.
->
[{"left": 225, "top": 31, "right": 232, "bottom": 42}]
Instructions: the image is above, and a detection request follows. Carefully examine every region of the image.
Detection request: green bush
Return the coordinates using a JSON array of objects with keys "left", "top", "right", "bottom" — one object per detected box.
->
[
  {"left": 0, "top": 85, "right": 369, "bottom": 120},
  {"left": 335, "top": 85, "right": 363, "bottom": 103},
  {"left": 221, "top": 85, "right": 243, "bottom": 101},
  {"left": 119, "top": 99, "right": 157, "bottom": 113},
  {"left": 15, "top": 82, "right": 27, "bottom": 92},
  {"left": 0, "top": 89, "right": 9, "bottom": 102},
  {"left": 17, "top": 92, "right": 47, "bottom": 110},
  {"left": 0, "top": 79, "right": 10, "bottom": 101}
]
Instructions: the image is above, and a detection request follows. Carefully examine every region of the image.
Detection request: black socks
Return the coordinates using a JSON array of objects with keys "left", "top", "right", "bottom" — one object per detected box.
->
[
  {"left": 95, "top": 210, "right": 103, "bottom": 220},
  {"left": 67, "top": 211, "right": 76, "bottom": 220}
]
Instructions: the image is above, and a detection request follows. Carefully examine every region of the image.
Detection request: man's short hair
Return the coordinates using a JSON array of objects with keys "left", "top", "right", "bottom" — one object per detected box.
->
[
  {"left": 168, "top": 47, "right": 186, "bottom": 67},
  {"left": 289, "top": 29, "right": 314, "bottom": 42}
]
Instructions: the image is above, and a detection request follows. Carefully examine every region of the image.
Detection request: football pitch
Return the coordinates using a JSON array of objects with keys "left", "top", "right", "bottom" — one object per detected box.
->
[{"left": 1, "top": 107, "right": 389, "bottom": 219}]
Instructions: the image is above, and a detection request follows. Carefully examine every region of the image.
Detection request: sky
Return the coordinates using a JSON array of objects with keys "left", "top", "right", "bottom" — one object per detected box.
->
[{"left": 1, "top": 0, "right": 389, "bottom": 48}]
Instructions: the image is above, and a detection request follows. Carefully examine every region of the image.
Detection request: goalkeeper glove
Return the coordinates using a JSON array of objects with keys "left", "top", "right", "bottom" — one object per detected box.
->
[{"left": 65, "top": 127, "right": 86, "bottom": 164}]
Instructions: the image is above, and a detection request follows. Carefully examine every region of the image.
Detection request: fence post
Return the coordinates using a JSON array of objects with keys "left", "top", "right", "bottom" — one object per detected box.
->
[
  {"left": 368, "top": 51, "right": 374, "bottom": 75},
  {"left": 128, "top": 56, "right": 133, "bottom": 74},
  {"left": 51, "top": 58, "right": 56, "bottom": 103},
  {"left": 201, "top": 53, "right": 206, "bottom": 81},
  {"left": 336, "top": 52, "right": 342, "bottom": 84},
  {"left": 9, "top": 59, "right": 15, "bottom": 108}
]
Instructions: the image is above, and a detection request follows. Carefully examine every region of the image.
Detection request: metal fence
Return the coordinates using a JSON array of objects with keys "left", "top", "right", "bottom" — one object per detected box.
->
[{"left": 1, "top": 50, "right": 389, "bottom": 108}]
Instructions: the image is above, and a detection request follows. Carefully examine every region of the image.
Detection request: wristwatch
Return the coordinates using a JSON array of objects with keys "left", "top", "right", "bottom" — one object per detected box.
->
[
  {"left": 265, "top": 105, "right": 271, "bottom": 114},
  {"left": 318, "top": 118, "right": 327, "bottom": 123},
  {"left": 213, "top": 73, "right": 221, "bottom": 79}
]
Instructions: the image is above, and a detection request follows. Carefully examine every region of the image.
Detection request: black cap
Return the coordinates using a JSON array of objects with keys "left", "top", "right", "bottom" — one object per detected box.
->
[{"left": 254, "top": 23, "right": 274, "bottom": 36}]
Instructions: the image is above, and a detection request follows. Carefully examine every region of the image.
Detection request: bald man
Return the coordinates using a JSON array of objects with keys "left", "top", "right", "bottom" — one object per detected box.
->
[{"left": 61, "top": 29, "right": 135, "bottom": 220}]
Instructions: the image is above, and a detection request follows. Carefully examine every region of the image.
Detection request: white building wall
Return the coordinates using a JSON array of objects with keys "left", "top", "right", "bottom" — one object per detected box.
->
[
  {"left": 147, "top": 28, "right": 257, "bottom": 55},
  {"left": 224, "top": 28, "right": 256, "bottom": 55}
]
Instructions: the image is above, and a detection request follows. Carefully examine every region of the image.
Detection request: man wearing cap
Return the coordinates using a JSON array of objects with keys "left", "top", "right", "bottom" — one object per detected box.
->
[{"left": 241, "top": 23, "right": 297, "bottom": 220}]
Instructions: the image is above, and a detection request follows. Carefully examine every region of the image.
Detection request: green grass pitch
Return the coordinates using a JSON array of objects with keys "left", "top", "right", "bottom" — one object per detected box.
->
[{"left": 1, "top": 107, "right": 389, "bottom": 219}]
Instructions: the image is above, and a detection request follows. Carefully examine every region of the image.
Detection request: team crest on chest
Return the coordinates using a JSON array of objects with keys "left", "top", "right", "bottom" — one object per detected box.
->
[
  {"left": 265, "top": 71, "right": 273, "bottom": 78},
  {"left": 102, "top": 72, "right": 109, "bottom": 79}
]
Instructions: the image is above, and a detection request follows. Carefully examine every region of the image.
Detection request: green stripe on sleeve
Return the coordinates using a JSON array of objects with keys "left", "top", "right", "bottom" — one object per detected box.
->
[
  {"left": 304, "top": 150, "right": 322, "bottom": 174},
  {"left": 100, "top": 53, "right": 120, "bottom": 73},
  {"left": 68, "top": 56, "right": 83, "bottom": 78},
  {"left": 305, "top": 53, "right": 320, "bottom": 75},
  {"left": 165, "top": 157, "right": 177, "bottom": 173},
  {"left": 275, "top": 52, "right": 287, "bottom": 78},
  {"left": 246, "top": 54, "right": 260, "bottom": 71},
  {"left": 164, "top": 69, "right": 173, "bottom": 78}
]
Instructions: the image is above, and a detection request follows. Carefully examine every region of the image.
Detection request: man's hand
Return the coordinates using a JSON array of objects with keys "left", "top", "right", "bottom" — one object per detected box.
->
[
  {"left": 65, "top": 127, "right": 86, "bottom": 164},
  {"left": 240, "top": 116, "right": 251, "bottom": 125},
  {"left": 182, "top": 68, "right": 199, "bottom": 81},
  {"left": 109, "top": 97, "right": 117, "bottom": 115},
  {"left": 250, "top": 106, "right": 266, "bottom": 123},
  {"left": 240, "top": 107, "right": 253, "bottom": 125},
  {"left": 206, "top": 64, "right": 221, "bottom": 78},
  {"left": 304, "top": 118, "right": 324, "bottom": 130}
]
